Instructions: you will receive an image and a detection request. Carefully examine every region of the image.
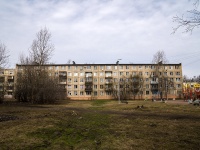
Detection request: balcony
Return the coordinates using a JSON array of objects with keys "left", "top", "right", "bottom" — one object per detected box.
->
[
  {"left": 105, "top": 87, "right": 113, "bottom": 91},
  {"left": 85, "top": 87, "right": 92, "bottom": 91},
  {"left": 6, "top": 89, "right": 13, "bottom": 92},
  {"left": 59, "top": 82, "right": 67, "bottom": 84},
  {"left": 105, "top": 75, "right": 112, "bottom": 78},
  {"left": 150, "top": 81, "right": 158, "bottom": 84},
  {"left": 7, "top": 76, "right": 14, "bottom": 80}
]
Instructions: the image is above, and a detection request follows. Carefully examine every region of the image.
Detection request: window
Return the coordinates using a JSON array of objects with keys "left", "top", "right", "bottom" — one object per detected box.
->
[
  {"left": 74, "top": 85, "right": 78, "bottom": 89},
  {"left": 175, "top": 66, "right": 180, "bottom": 69},
  {"left": 68, "top": 72, "right": 72, "bottom": 76},
  {"left": 55, "top": 66, "right": 59, "bottom": 70},
  {"left": 94, "top": 72, "right": 97, "bottom": 76},
  {"left": 100, "top": 91, "right": 104, "bottom": 96},
  {"left": 68, "top": 78, "right": 72, "bottom": 82},
  {"left": 169, "top": 66, "right": 173, "bottom": 69},
  {"left": 139, "top": 72, "right": 142, "bottom": 76},
  {"left": 145, "top": 66, "right": 149, "bottom": 69},
  {"left": 151, "top": 65, "right": 155, "bottom": 69},
  {"left": 100, "top": 85, "right": 104, "bottom": 89},
  {"left": 55, "top": 72, "right": 58, "bottom": 76},
  {"left": 100, "top": 72, "right": 104, "bottom": 76},
  {"left": 146, "top": 91, "right": 149, "bottom": 95},
  {"left": 80, "top": 91, "right": 84, "bottom": 95},
  {"left": 100, "top": 78, "right": 104, "bottom": 82},
  {"left": 80, "top": 78, "right": 84, "bottom": 82},
  {"left": 145, "top": 72, "right": 149, "bottom": 76},
  {"left": 74, "top": 66, "right": 78, "bottom": 70},
  {"left": 176, "top": 72, "right": 181, "bottom": 76},
  {"left": 80, "top": 72, "right": 84, "bottom": 76},
  {"left": 80, "top": 85, "right": 84, "bottom": 89},
  {"left": 113, "top": 72, "right": 117, "bottom": 76},
  {"left": 114, "top": 66, "right": 117, "bottom": 70},
  {"left": 67, "top": 85, "right": 71, "bottom": 89},
  {"left": 120, "top": 72, "right": 123, "bottom": 76},
  {"left": 126, "top": 72, "right": 129, "bottom": 76},
  {"left": 61, "top": 66, "right": 66, "bottom": 70},
  {"left": 86, "top": 91, "right": 91, "bottom": 95},
  {"left": 106, "top": 91, "right": 112, "bottom": 95},
  {"left": 94, "top": 66, "right": 98, "bottom": 70},
  {"left": 132, "top": 66, "right": 136, "bottom": 69},
  {"left": 49, "top": 66, "right": 52, "bottom": 70},
  {"left": 146, "top": 84, "right": 149, "bottom": 89},
  {"left": 120, "top": 66, "right": 123, "bottom": 69},
  {"left": 87, "top": 66, "right": 91, "bottom": 69},
  {"left": 146, "top": 78, "right": 149, "bottom": 82},
  {"left": 176, "top": 84, "right": 181, "bottom": 88},
  {"left": 94, "top": 85, "right": 97, "bottom": 89},
  {"left": 132, "top": 72, "right": 137, "bottom": 75},
  {"left": 74, "top": 78, "right": 78, "bottom": 82},
  {"left": 176, "top": 78, "right": 181, "bottom": 82},
  {"left": 68, "top": 91, "right": 72, "bottom": 96},
  {"left": 94, "top": 91, "right": 98, "bottom": 96},
  {"left": 74, "top": 91, "right": 78, "bottom": 96},
  {"left": 126, "top": 66, "right": 129, "bottom": 69},
  {"left": 68, "top": 66, "right": 71, "bottom": 70},
  {"left": 74, "top": 72, "right": 78, "bottom": 76},
  {"left": 94, "top": 78, "right": 98, "bottom": 82},
  {"left": 170, "top": 72, "right": 173, "bottom": 75},
  {"left": 106, "top": 66, "right": 111, "bottom": 70},
  {"left": 139, "top": 66, "right": 142, "bottom": 69},
  {"left": 100, "top": 66, "right": 104, "bottom": 70},
  {"left": 49, "top": 73, "right": 52, "bottom": 76}
]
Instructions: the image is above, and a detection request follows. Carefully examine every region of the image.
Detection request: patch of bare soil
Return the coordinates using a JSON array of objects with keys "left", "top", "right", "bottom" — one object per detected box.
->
[{"left": 0, "top": 114, "right": 19, "bottom": 122}]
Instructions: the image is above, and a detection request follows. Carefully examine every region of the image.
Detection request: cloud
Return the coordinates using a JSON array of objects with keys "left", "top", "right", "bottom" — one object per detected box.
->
[{"left": 0, "top": 0, "right": 199, "bottom": 77}]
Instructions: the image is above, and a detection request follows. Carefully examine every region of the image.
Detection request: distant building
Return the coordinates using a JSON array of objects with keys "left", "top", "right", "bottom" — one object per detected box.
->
[
  {"left": 15, "top": 63, "right": 183, "bottom": 100},
  {"left": 0, "top": 69, "right": 15, "bottom": 98}
]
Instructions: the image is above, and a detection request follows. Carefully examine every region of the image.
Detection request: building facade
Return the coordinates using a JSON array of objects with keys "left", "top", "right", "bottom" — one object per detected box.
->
[
  {"left": 0, "top": 69, "right": 15, "bottom": 99},
  {"left": 15, "top": 63, "right": 183, "bottom": 100}
]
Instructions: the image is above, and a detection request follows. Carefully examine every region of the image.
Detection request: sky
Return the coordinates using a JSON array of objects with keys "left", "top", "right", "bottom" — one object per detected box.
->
[{"left": 0, "top": 0, "right": 200, "bottom": 78}]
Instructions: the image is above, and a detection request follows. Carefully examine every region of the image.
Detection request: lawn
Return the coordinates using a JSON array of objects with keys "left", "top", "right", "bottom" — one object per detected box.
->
[{"left": 0, "top": 100, "right": 200, "bottom": 150}]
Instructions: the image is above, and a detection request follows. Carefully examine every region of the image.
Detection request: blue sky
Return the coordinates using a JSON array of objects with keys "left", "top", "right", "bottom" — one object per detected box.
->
[{"left": 0, "top": 0, "right": 200, "bottom": 77}]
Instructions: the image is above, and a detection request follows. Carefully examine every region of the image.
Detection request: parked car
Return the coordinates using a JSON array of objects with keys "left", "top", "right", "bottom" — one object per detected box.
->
[{"left": 193, "top": 99, "right": 200, "bottom": 106}]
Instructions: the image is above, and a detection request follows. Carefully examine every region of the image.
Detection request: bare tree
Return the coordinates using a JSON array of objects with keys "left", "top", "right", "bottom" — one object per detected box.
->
[
  {"left": 172, "top": 0, "right": 200, "bottom": 33},
  {"left": 151, "top": 51, "right": 176, "bottom": 100},
  {"left": 130, "top": 75, "right": 143, "bottom": 100},
  {"left": 107, "top": 74, "right": 143, "bottom": 100},
  {"left": 30, "top": 27, "right": 54, "bottom": 65},
  {"left": 0, "top": 41, "right": 9, "bottom": 103},
  {"left": 152, "top": 50, "right": 168, "bottom": 64},
  {"left": 15, "top": 28, "right": 66, "bottom": 103},
  {"left": 0, "top": 41, "right": 9, "bottom": 68}
]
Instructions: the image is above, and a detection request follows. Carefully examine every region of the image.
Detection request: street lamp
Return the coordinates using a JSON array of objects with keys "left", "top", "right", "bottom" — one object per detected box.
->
[{"left": 116, "top": 59, "right": 121, "bottom": 104}]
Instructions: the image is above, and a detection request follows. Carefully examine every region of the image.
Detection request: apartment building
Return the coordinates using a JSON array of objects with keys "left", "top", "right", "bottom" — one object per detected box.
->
[
  {"left": 0, "top": 69, "right": 15, "bottom": 98},
  {"left": 16, "top": 63, "right": 183, "bottom": 100}
]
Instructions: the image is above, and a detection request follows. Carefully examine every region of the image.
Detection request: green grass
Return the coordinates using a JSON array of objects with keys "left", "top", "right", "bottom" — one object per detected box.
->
[
  {"left": 0, "top": 100, "right": 200, "bottom": 149},
  {"left": 91, "top": 99, "right": 111, "bottom": 106}
]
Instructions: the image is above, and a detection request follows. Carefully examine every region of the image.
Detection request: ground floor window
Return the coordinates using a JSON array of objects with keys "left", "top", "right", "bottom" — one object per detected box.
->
[
  {"left": 94, "top": 91, "right": 98, "bottom": 96},
  {"left": 86, "top": 91, "right": 91, "bottom": 95},
  {"left": 74, "top": 91, "right": 78, "bottom": 96},
  {"left": 146, "top": 91, "right": 149, "bottom": 95}
]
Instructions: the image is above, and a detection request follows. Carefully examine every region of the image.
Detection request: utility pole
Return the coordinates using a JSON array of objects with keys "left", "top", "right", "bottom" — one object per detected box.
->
[{"left": 116, "top": 59, "right": 121, "bottom": 104}]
